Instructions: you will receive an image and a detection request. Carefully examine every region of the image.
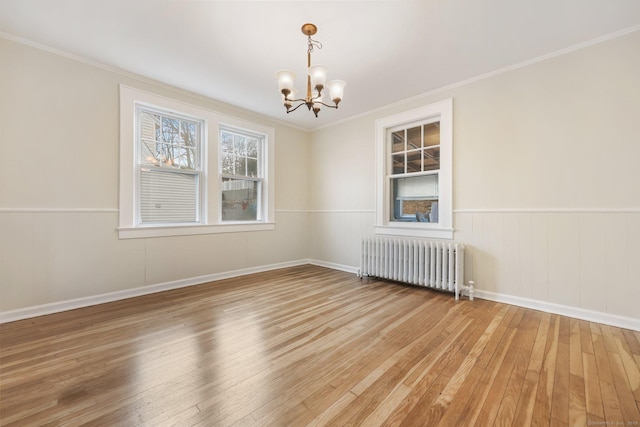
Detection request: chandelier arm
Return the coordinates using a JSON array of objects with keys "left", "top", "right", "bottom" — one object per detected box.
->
[
  {"left": 316, "top": 101, "right": 339, "bottom": 109},
  {"left": 286, "top": 102, "right": 308, "bottom": 114},
  {"left": 285, "top": 97, "right": 308, "bottom": 103}
]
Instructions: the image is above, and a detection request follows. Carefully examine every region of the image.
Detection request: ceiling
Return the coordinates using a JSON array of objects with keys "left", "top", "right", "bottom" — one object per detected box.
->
[{"left": 1, "top": 1, "right": 639, "bottom": 131}]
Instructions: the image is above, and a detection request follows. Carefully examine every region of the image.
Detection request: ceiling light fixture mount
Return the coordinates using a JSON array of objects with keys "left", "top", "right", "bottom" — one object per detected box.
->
[{"left": 276, "top": 23, "right": 346, "bottom": 118}]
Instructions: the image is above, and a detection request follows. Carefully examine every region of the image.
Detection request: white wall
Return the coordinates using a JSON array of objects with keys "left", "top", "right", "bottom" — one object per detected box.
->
[
  {"left": 309, "top": 31, "right": 640, "bottom": 326},
  {"left": 0, "top": 37, "right": 311, "bottom": 313}
]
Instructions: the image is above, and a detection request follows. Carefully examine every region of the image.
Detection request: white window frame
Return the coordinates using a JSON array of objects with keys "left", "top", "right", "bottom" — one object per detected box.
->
[
  {"left": 119, "top": 85, "right": 275, "bottom": 239},
  {"left": 375, "top": 99, "right": 453, "bottom": 239}
]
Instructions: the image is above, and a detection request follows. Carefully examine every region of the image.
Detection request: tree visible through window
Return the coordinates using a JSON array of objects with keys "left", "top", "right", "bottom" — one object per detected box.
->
[
  {"left": 220, "top": 128, "right": 263, "bottom": 221},
  {"left": 137, "top": 106, "right": 203, "bottom": 224}
]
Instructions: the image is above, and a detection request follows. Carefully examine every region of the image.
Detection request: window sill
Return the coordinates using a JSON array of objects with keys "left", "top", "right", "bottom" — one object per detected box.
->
[
  {"left": 374, "top": 224, "right": 454, "bottom": 240},
  {"left": 118, "top": 222, "right": 275, "bottom": 239}
]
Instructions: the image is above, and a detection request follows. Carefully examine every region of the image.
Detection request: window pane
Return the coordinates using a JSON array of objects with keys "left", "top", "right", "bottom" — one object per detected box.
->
[
  {"left": 221, "top": 153, "right": 233, "bottom": 174},
  {"left": 392, "top": 153, "right": 405, "bottom": 174},
  {"left": 162, "top": 117, "right": 179, "bottom": 143},
  {"left": 391, "top": 130, "right": 405, "bottom": 153},
  {"left": 181, "top": 121, "right": 197, "bottom": 148},
  {"left": 423, "top": 147, "right": 440, "bottom": 171},
  {"left": 221, "top": 133, "right": 234, "bottom": 174},
  {"left": 140, "top": 112, "right": 160, "bottom": 165},
  {"left": 221, "top": 131, "right": 234, "bottom": 148},
  {"left": 221, "top": 178, "right": 259, "bottom": 221},
  {"left": 407, "top": 126, "right": 421, "bottom": 150},
  {"left": 234, "top": 157, "right": 247, "bottom": 176},
  {"left": 155, "top": 142, "right": 173, "bottom": 166},
  {"left": 234, "top": 135, "right": 247, "bottom": 156},
  {"left": 246, "top": 138, "right": 258, "bottom": 157},
  {"left": 391, "top": 174, "right": 439, "bottom": 223},
  {"left": 406, "top": 150, "right": 421, "bottom": 173},
  {"left": 246, "top": 158, "right": 258, "bottom": 177},
  {"left": 140, "top": 169, "right": 198, "bottom": 223},
  {"left": 140, "top": 141, "right": 159, "bottom": 166},
  {"left": 176, "top": 147, "right": 196, "bottom": 170},
  {"left": 423, "top": 122, "right": 440, "bottom": 147}
]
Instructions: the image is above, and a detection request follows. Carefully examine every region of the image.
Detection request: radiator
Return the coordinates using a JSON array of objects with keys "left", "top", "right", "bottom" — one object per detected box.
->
[{"left": 358, "top": 237, "right": 472, "bottom": 300}]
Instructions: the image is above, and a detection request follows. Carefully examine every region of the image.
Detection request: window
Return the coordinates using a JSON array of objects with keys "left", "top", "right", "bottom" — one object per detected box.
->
[
  {"left": 119, "top": 85, "right": 275, "bottom": 238},
  {"left": 137, "top": 106, "right": 204, "bottom": 224},
  {"left": 390, "top": 121, "right": 440, "bottom": 222},
  {"left": 220, "top": 127, "right": 264, "bottom": 222},
  {"left": 375, "top": 99, "right": 453, "bottom": 239}
]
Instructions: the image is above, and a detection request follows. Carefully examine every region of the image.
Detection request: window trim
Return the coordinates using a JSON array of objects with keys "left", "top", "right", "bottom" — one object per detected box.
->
[
  {"left": 374, "top": 99, "right": 453, "bottom": 239},
  {"left": 119, "top": 85, "right": 275, "bottom": 239}
]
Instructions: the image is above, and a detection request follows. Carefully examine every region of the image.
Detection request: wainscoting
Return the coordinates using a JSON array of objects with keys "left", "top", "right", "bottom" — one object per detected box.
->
[
  {"left": 454, "top": 210, "right": 640, "bottom": 323},
  {"left": 0, "top": 209, "right": 310, "bottom": 314},
  {"left": 2, "top": 209, "right": 638, "bottom": 330},
  {"left": 307, "top": 209, "right": 639, "bottom": 330}
]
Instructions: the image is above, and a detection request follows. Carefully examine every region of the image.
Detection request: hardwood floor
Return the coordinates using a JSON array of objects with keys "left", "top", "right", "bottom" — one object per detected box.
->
[{"left": 1, "top": 265, "right": 639, "bottom": 426}]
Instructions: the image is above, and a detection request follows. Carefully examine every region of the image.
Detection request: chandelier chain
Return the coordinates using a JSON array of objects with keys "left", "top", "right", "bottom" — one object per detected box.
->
[{"left": 307, "top": 36, "right": 323, "bottom": 54}]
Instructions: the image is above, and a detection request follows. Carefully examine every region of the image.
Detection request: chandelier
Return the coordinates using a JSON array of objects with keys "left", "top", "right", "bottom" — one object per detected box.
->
[{"left": 276, "top": 23, "right": 346, "bottom": 117}]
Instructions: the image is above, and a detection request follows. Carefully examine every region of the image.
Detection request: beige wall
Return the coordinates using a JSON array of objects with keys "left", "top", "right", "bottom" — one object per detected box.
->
[
  {"left": 0, "top": 38, "right": 311, "bottom": 312},
  {"left": 2, "top": 30, "right": 639, "bottom": 324},
  {"left": 310, "top": 31, "right": 640, "bottom": 321}
]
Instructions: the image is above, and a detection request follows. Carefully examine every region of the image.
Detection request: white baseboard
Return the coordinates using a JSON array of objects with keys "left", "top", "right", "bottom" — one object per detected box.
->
[
  {"left": 341, "top": 263, "right": 639, "bottom": 331},
  {"left": 0, "top": 259, "right": 310, "bottom": 324},
  {"left": 308, "top": 259, "right": 359, "bottom": 275},
  {"left": 3, "top": 260, "right": 638, "bottom": 331},
  {"left": 472, "top": 289, "right": 639, "bottom": 331}
]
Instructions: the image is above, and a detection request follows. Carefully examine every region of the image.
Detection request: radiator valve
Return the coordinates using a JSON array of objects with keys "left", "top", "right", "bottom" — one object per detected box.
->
[
  {"left": 459, "top": 280, "right": 475, "bottom": 301},
  {"left": 467, "top": 280, "right": 475, "bottom": 301}
]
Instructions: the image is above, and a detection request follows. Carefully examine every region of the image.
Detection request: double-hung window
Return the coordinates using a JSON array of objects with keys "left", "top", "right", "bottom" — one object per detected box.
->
[
  {"left": 137, "top": 106, "right": 204, "bottom": 224},
  {"left": 220, "top": 127, "right": 264, "bottom": 222},
  {"left": 389, "top": 120, "right": 440, "bottom": 223},
  {"left": 375, "top": 99, "right": 453, "bottom": 239},
  {"left": 119, "top": 85, "right": 275, "bottom": 238}
]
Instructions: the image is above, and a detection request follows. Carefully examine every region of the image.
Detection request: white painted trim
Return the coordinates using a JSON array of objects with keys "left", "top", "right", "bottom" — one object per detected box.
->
[
  {"left": 312, "top": 25, "right": 640, "bottom": 132},
  {"left": 0, "top": 259, "right": 310, "bottom": 324},
  {"left": 374, "top": 225, "right": 454, "bottom": 240},
  {"left": 2, "top": 208, "right": 635, "bottom": 215},
  {"left": 454, "top": 208, "right": 640, "bottom": 214},
  {"left": 375, "top": 99, "right": 454, "bottom": 240},
  {"left": 0, "top": 208, "right": 118, "bottom": 213},
  {"left": 309, "top": 259, "right": 359, "bottom": 275},
  {"left": 473, "top": 289, "right": 639, "bottom": 332},
  {"left": 118, "top": 222, "right": 276, "bottom": 239},
  {"left": 308, "top": 210, "right": 375, "bottom": 214},
  {"left": 275, "top": 210, "right": 375, "bottom": 214}
]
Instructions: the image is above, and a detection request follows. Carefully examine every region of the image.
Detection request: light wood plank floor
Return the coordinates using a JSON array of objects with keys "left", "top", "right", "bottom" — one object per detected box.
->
[{"left": 1, "top": 265, "right": 639, "bottom": 426}]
